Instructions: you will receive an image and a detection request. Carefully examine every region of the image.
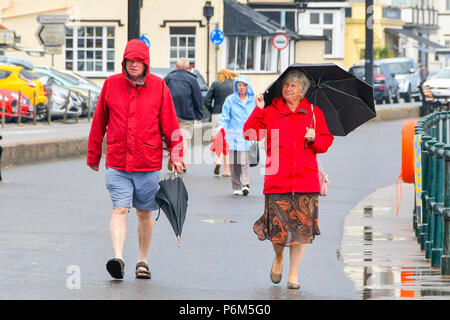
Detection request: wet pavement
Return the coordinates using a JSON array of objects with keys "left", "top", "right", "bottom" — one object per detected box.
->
[
  {"left": 1, "top": 117, "right": 450, "bottom": 299},
  {"left": 339, "top": 183, "right": 450, "bottom": 299}
]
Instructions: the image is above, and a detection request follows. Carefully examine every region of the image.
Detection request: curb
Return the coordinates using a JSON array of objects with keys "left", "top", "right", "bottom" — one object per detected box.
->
[{"left": 375, "top": 105, "right": 420, "bottom": 121}]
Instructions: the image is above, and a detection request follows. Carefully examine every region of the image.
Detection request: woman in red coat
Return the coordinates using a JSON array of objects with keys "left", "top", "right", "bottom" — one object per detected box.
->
[{"left": 243, "top": 70, "right": 333, "bottom": 289}]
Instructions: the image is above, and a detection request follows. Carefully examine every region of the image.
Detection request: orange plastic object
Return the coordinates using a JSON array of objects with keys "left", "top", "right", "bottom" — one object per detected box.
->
[{"left": 401, "top": 120, "right": 418, "bottom": 184}]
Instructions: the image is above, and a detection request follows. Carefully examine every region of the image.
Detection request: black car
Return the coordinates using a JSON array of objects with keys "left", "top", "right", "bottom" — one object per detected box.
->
[
  {"left": 150, "top": 67, "right": 211, "bottom": 121},
  {"left": 348, "top": 62, "right": 400, "bottom": 104}
]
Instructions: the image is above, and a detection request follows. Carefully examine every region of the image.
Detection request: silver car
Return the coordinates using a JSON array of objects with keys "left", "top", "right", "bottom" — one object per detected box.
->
[{"left": 377, "top": 57, "right": 421, "bottom": 102}]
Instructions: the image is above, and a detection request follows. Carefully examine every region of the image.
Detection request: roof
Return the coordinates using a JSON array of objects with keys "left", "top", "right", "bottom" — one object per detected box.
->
[
  {"left": 385, "top": 28, "right": 444, "bottom": 49},
  {"left": 224, "top": 0, "right": 300, "bottom": 40}
]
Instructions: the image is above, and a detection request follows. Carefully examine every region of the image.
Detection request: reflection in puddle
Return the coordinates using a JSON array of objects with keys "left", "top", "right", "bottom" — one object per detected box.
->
[{"left": 340, "top": 204, "right": 450, "bottom": 299}]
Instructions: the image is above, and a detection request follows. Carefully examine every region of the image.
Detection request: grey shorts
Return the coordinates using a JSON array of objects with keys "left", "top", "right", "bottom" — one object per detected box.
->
[{"left": 105, "top": 168, "right": 160, "bottom": 211}]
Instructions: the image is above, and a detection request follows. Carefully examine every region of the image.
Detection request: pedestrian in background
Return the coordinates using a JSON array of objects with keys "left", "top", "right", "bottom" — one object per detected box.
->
[
  {"left": 218, "top": 75, "right": 255, "bottom": 196},
  {"left": 205, "top": 69, "right": 239, "bottom": 177},
  {"left": 87, "top": 39, "right": 183, "bottom": 280},
  {"left": 243, "top": 70, "right": 334, "bottom": 289},
  {"left": 419, "top": 64, "right": 429, "bottom": 85},
  {"left": 164, "top": 57, "right": 203, "bottom": 172}
]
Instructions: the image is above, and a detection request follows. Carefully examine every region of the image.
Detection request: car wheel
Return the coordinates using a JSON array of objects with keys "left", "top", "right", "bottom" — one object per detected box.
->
[
  {"left": 404, "top": 85, "right": 412, "bottom": 103},
  {"left": 35, "top": 104, "right": 48, "bottom": 120},
  {"left": 375, "top": 98, "right": 383, "bottom": 105},
  {"left": 414, "top": 95, "right": 421, "bottom": 102}
]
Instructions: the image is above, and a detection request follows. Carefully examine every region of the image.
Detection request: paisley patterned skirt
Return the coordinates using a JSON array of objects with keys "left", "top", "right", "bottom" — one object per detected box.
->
[{"left": 253, "top": 193, "right": 320, "bottom": 246}]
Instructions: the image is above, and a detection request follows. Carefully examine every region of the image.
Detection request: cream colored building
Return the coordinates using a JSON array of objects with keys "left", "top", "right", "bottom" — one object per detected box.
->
[{"left": 1, "top": 0, "right": 329, "bottom": 93}]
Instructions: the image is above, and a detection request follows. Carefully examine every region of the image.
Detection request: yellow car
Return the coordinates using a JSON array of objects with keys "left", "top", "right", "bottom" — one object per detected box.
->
[{"left": 0, "top": 64, "right": 47, "bottom": 107}]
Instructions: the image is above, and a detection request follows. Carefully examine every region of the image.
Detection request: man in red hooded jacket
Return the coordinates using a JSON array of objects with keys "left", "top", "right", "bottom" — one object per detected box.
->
[{"left": 87, "top": 39, "right": 183, "bottom": 280}]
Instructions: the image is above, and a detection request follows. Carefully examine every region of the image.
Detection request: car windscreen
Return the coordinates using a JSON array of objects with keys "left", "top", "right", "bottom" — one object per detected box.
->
[
  {"left": 385, "top": 62, "right": 409, "bottom": 74},
  {"left": 350, "top": 66, "right": 381, "bottom": 79},
  {"left": 50, "top": 69, "right": 81, "bottom": 85},
  {"left": 19, "top": 69, "right": 38, "bottom": 80},
  {"left": 434, "top": 69, "right": 450, "bottom": 79}
]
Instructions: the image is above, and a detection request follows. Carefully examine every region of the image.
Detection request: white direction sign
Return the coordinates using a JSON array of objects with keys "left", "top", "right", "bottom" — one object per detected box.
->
[
  {"left": 37, "top": 14, "right": 69, "bottom": 25},
  {"left": 36, "top": 24, "right": 65, "bottom": 46},
  {"left": 272, "top": 33, "right": 289, "bottom": 50}
]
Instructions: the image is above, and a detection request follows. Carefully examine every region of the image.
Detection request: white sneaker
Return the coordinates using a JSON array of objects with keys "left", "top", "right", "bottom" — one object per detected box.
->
[
  {"left": 233, "top": 189, "right": 243, "bottom": 196},
  {"left": 242, "top": 185, "right": 249, "bottom": 196}
]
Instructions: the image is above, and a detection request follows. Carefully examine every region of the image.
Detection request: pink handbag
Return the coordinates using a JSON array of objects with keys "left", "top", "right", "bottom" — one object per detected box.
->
[
  {"left": 311, "top": 104, "right": 329, "bottom": 196},
  {"left": 318, "top": 158, "right": 328, "bottom": 196}
]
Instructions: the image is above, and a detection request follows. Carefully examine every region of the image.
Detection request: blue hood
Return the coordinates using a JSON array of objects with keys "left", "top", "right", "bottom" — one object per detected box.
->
[{"left": 233, "top": 75, "right": 254, "bottom": 100}]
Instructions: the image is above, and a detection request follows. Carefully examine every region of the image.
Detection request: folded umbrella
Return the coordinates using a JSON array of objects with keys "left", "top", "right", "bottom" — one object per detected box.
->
[
  {"left": 155, "top": 173, "right": 188, "bottom": 247},
  {"left": 264, "top": 63, "right": 376, "bottom": 136}
]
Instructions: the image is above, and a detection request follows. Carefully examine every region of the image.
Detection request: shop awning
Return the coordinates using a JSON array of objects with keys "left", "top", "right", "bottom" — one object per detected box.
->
[
  {"left": 385, "top": 28, "right": 444, "bottom": 49},
  {"left": 224, "top": 0, "right": 300, "bottom": 40}
]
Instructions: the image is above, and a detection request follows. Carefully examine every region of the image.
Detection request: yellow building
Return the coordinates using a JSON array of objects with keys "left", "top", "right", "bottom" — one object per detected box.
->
[
  {"left": 0, "top": 0, "right": 330, "bottom": 94},
  {"left": 344, "top": 3, "right": 404, "bottom": 69}
]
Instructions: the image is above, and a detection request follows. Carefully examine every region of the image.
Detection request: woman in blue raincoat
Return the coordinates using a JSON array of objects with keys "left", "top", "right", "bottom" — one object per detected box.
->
[{"left": 217, "top": 75, "right": 256, "bottom": 196}]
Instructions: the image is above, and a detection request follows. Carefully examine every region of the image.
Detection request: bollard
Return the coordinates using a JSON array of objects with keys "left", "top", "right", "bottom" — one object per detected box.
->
[
  {"left": 47, "top": 88, "right": 52, "bottom": 125},
  {"left": 0, "top": 134, "right": 2, "bottom": 181},
  {"left": 431, "top": 142, "right": 445, "bottom": 267},
  {"left": 18, "top": 91, "right": 22, "bottom": 125},
  {"left": 425, "top": 138, "right": 438, "bottom": 259},
  {"left": 1, "top": 93, "right": 5, "bottom": 129},
  {"left": 420, "top": 135, "right": 433, "bottom": 250},
  {"left": 33, "top": 91, "right": 36, "bottom": 125}
]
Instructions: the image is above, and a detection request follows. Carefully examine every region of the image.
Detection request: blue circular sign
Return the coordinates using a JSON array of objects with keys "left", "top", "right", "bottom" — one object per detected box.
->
[
  {"left": 210, "top": 29, "right": 224, "bottom": 46},
  {"left": 139, "top": 35, "right": 151, "bottom": 48}
]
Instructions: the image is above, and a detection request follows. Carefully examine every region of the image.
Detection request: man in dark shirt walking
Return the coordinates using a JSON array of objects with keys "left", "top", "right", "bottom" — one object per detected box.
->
[{"left": 164, "top": 58, "right": 203, "bottom": 171}]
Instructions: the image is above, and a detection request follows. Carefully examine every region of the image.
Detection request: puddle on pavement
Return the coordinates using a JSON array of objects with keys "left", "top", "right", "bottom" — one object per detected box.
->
[
  {"left": 202, "top": 219, "right": 237, "bottom": 224},
  {"left": 340, "top": 205, "right": 450, "bottom": 299}
]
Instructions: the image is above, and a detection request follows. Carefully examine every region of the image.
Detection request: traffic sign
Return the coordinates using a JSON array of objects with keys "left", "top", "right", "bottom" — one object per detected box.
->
[
  {"left": 272, "top": 33, "right": 289, "bottom": 50},
  {"left": 44, "top": 46, "right": 62, "bottom": 55},
  {"left": 0, "top": 30, "right": 15, "bottom": 45},
  {"left": 210, "top": 29, "right": 224, "bottom": 46},
  {"left": 36, "top": 24, "right": 65, "bottom": 46},
  {"left": 139, "top": 35, "right": 151, "bottom": 48}
]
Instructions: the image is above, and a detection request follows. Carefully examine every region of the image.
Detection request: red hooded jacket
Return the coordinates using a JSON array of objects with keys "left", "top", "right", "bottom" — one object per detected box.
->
[
  {"left": 243, "top": 97, "right": 333, "bottom": 194},
  {"left": 87, "top": 39, "right": 183, "bottom": 171}
]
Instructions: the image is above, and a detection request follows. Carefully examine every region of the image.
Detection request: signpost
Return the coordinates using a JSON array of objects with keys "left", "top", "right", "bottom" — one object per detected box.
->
[
  {"left": 272, "top": 33, "right": 289, "bottom": 73},
  {"left": 35, "top": 15, "right": 68, "bottom": 67}
]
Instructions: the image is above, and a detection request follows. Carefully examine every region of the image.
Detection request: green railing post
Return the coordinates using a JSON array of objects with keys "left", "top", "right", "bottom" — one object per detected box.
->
[
  {"left": 441, "top": 145, "right": 450, "bottom": 276},
  {"left": 420, "top": 135, "right": 432, "bottom": 250},
  {"left": 431, "top": 142, "right": 445, "bottom": 267},
  {"left": 425, "top": 139, "right": 438, "bottom": 259}
]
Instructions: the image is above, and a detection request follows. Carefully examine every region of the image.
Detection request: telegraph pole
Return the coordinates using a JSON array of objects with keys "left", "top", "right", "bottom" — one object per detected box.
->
[
  {"left": 365, "top": 0, "right": 374, "bottom": 86},
  {"left": 128, "top": 0, "right": 141, "bottom": 41}
]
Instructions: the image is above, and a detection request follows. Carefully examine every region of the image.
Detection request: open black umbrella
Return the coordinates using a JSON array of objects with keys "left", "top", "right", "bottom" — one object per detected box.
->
[
  {"left": 264, "top": 63, "right": 376, "bottom": 136},
  {"left": 155, "top": 173, "right": 188, "bottom": 247}
]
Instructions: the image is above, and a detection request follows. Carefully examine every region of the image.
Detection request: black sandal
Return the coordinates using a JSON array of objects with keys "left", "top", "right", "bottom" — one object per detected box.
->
[
  {"left": 106, "top": 258, "right": 125, "bottom": 279},
  {"left": 135, "top": 262, "right": 151, "bottom": 279}
]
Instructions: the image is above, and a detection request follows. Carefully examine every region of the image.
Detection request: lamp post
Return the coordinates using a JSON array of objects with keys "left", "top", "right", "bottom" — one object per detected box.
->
[{"left": 203, "top": 1, "right": 214, "bottom": 86}]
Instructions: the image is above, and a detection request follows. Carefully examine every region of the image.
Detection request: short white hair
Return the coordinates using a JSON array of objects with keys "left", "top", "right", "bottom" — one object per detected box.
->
[{"left": 176, "top": 58, "right": 190, "bottom": 69}]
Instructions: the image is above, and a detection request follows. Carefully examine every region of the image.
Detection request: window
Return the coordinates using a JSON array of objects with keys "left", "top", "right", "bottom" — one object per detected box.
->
[
  {"left": 447, "top": 0, "right": 450, "bottom": 11},
  {"left": 310, "top": 13, "right": 320, "bottom": 24},
  {"left": 169, "top": 27, "right": 196, "bottom": 68},
  {"left": 19, "top": 69, "right": 37, "bottom": 80},
  {"left": 65, "top": 26, "right": 115, "bottom": 73},
  {"left": 227, "top": 36, "right": 256, "bottom": 71},
  {"left": 324, "top": 13, "right": 333, "bottom": 24},
  {"left": 324, "top": 29, "right": 333, "bottom": 55},
  {"left": 0, "top": 70, "right": 11, "bottom": 79},
  {"left": 260, "top": 37, "right": 272, "bottom": 71}
]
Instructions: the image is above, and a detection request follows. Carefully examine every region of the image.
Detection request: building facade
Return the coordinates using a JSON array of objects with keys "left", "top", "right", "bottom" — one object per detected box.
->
[{"left": 1, "top": 0, "right": 330, "bottom": 93}]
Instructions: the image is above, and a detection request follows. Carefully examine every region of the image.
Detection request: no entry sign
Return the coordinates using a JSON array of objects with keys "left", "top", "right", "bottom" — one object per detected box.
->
[{"left": 272, "top": 33, "right": 289, "bottom": 50}]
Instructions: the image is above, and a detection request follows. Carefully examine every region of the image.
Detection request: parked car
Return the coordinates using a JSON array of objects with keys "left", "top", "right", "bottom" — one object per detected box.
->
[
  {"left": 377, "top": 57, "right": 421, "bottom": 102},
  {"left": 0, "top": 64, "right": 47, "bottom": 110},
  {"left": 32, "top": 66, "right": 99, "bottom": 116},
  {"left": 34, "top": 75, "right": 84, "bottom": 118},
  {"left": 422, "top": 67, "right": 450, "bottom": 98},
  {"left": 151, "top": 67, "right": 210, "bottom": 121},
  {"left": 0, "top": 88, "right": 34, "bottom": 121},
  {"left": 348, "top": 62, "right": 400, "bottom": 104},
  {"left": 0, "top": 55, "right": 34, "bottom": 70}
]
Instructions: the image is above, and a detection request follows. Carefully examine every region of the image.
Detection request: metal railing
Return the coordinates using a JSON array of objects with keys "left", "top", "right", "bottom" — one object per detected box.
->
[{"left": 415, "top": 111, "right": 450, "bottom": 275}]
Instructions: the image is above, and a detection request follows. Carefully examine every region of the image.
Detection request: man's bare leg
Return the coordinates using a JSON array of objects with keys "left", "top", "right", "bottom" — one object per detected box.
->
[
  {"left": 110, "top": 206, "right": 129, "bottom": 259},
  {"left": 136, "top": 209, "right": 154, "bottom": 275}
]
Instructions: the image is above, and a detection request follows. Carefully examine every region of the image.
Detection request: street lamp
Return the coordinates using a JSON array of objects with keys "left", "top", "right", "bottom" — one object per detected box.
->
[{"left": 203, "top": 1, "right": 214, "bottom": 86}]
